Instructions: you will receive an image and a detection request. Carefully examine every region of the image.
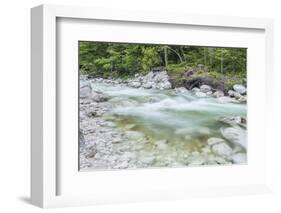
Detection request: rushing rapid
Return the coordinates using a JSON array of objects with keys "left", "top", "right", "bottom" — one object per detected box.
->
[{"left": 90, "top": 82, "right": 247, "bottom": 152}]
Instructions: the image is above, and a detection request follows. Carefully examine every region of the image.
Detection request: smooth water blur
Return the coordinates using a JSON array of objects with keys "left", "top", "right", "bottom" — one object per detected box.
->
[{"left": 91, "top": 82, "right": 247, "bottom": 152}]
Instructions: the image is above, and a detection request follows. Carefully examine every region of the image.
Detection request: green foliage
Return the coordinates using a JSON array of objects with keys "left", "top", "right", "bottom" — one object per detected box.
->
[
  {"left": 141, "top": 47, "right": 161, "bottom": 73},
  {"left": 79, "top": 41, "right": 247, "bottom": 83}
]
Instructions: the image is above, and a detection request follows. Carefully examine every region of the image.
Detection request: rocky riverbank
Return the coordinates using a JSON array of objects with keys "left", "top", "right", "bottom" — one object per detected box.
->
[{"left": 79, "top": 70, "right": 247, "bottom": 170}]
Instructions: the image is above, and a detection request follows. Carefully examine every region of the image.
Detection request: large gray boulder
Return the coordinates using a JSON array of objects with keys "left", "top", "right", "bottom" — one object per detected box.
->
[
  {"left": 233, "top": 84, "right": 247, "bottom": 95},
  {"left": 175, "top": 87, "right": 188, "bottom": 93},
  {"left": 153, "top": 71, "right": 169, "bottom": 83},
  {"left": 220, "top": 127, "right": 247, "bottom": 149},
  {"left": 212, "top": 142, "right": 233, "bottom": 158},
  {"left": 207, "top": 137, "right": 225, "bottom": 146},
  {"left": 228, "top": 90, "right": 242, "bottom": 99},
  {"left": 213, "top": 90, "right": 224, "bottom": 98},
  {"left": 195, "top": 91, "right": 207, "bottom": 98},
  {"left": 200, "top": 84, "right": 211, "bottom": 93},
  {"left": 159, "top": 81, "right": 172, "bottom": 89},
  {"left": 80, "top": 83, "right": 92, "bottom": 98},
  {"left": 142, "top": 82, "right": 153, "bottom": 89},
  {"left": 91, "top": 91, "right": 109, "bottom": 102},
  {"left": 219, "top": 116, "right": 246, "bottom": 127},
  {"left": 191, "top": 87, "right": 200, "bottom": 93},
  {"left": 129, "top": 81, "right": 141, "bottom": 88},
  {"left": 231, "top": 153, "right": 247, "bottom": 164}
]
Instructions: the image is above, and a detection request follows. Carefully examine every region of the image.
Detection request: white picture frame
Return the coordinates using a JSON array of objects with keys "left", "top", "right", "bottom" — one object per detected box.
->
[{"left": 31, "top": 4, "right": 274, "bottom": 208}]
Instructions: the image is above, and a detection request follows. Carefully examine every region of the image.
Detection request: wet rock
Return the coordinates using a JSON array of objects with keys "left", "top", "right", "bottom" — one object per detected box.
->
[
  {"left": 153, "top": 71, "right": 169, "bottom": 83},
  {"left": 238, "top": 96, "right": 247, "bottom": 103},
  {"left": 213, "top": 90, "right": 224, "bottom": 98},
  {"left": 86, "top": 150, "right": 97, "bottom": 158},
  {"left": 207, "top": 137, "right": 225, "bottom": 146},
  {"left": 185, "top": 76, "right": 226, "bottom": 91},
  {"left": 155, "top": 139, "right": 169, "bottom": 150},
  {"left": 142, "top": 82, "right": 153, "bottom": 89},
  {"left": 175, "top": 87, "right": 188, "bottom": 93},
  {"left": 91, "top": 91, "right": 109, "bottom": 102},
  {"left": 220, "top": 127, "right": 247, "bottom": 149},
  {"left": 200, "top": 85, "right": 211, "bottom": 93},
  {"left": 187, "top": 152, "right": 206, "bottom": 166},
  {"left": 191, "top": 87, "right": 200, "bottom": 93},
  {"left": 206, "top": 91, "right": 213, "bottom": 96},
  {"left": 182, "top": 68, "right": 194, "bottom": 78},
  {"left": 231, "top": 153, "right": 247, "bottom": 164},
  {"left": 141, "top": 156, "right": 156, "bottom": 165},
  {"left": 228, "top": 90, "right": 242, "bottom": 99},
  {"left": 213, "top": 156, "right": 230, "bottom": 164},
  {"left": 159, "top": 81, "right": 172, "bottom": 90},
  {"left": 188, "top": 158, "right": 205, "bottom": 166},
  {"left": 114, "top": 161, "right": 129, "bottom": 169},
  {"left": 195, "top": 91, "right": 207, "bottom": 97},
  {"left": 129, "top": 81, "right": 141, "bottom": 88},
  {"left": 217, "top": 96, "right": 238, "bottom": 104},
  {"left": 212, "top": 142, "right": 233, "bottom": 158},
  {"left": 219, "top": 116, "right": 246, "bottom": 127},
  {"left": 80, "top": 84, "right": 92, "bottom": 98},
  {"left": 233, "top": 84, "right": 247, "bottom": 95}
]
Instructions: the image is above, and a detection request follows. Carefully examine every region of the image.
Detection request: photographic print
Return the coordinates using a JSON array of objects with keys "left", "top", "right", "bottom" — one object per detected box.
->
[{"left": 79, "top": 42, "right": 247, "bottom": 171}]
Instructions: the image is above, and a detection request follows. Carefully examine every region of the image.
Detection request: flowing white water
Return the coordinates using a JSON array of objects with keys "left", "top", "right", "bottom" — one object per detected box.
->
[{"left": 90, "top": 82, "right": 247, "bottom": 154}]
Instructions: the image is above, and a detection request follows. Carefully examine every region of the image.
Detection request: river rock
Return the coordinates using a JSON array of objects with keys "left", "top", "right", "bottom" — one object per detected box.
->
[
  {"left": 200, "top": 85, "right": 212, "bottom": 93},
  {"left": 195, "top": 91, "right": 207, "bottom": 98},
  {"left": 80, "top": 84, "right": 92, "bottom": 98},
  {"left": 188, "top": 157, "right": 206, "bottom": 166},
  {"left": 206, "top": 91, "right": 213, "bottom": 96},
  {"left": 231, "top": 153, "right": 247, "bottom": 164},
  {"left": 114, "top": 161, "right": 129, "bottom": 169},
  {"left": 217, "top": 96, "right": 238, "bottom": 104},
  {"left": 153, "top": 71, "right": 169, "bottom": 83},
  {"left": 129, "top": 81, "right": 141, "bottom": 88},
  {"left": 219, "top": 116, "right": 246, "bottom": 126},
  {"left": 207, "top": 137, "right": 225, "bottom": 146},
  {"left": 142, "top": 82, "right": 153, "bottom": 89},
  {"left": 212, "top": 142, "right": 233, "bottom": 158},
  {"left": 182, "top": 68, "right": 194, "bottom": 78},
  {"left": 238, "top": 96, "right": 247, "bottom": 103},
  {"left": 159, "top": 81, "right": 172, "bottom": 89},
  {"left": 175, "top": 87, "right": 188, "bottom": 93},
  {"left": 213, "top": 90, "right": 224, "bottom": 98},
  {"left": 220, "top": 127, "right": 247, "bottom": 149},
  {"left": 155, "top": 139, "right": 169, "bottom": 150},
  {"left": 125, "top": 131, "right": 146, "bottom": 143},
  {"left": 228, "top": 90, "right": 241, "bottom": 99},
  {"left": 191, "top": 87, "right": 200, "bottom": 93},
  {"left": 141, "top": 156, "right": 156, "bottom": 165},
  {"left": 91, "top": 91, "right": 109, "bottom": 102},
  {"left": 233, "top": 84, "right": 247, "bottom": 95}
]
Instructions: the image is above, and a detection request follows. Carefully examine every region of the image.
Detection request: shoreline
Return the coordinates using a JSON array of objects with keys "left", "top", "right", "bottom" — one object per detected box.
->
[{"left": 79, "top": 71, "right": 247, "bottom": 171}]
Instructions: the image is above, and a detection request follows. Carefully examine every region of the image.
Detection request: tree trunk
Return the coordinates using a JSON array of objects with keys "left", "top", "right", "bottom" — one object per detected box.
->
[
  {"left": 204, "top": 47, "right": 207, "bottom": 66},
  {"left": 208, "top": 48, "right": 213, "bottom": 67},
  {"left": 221, "top": 49, "right": 224, "bottom": 73},
  {"left": 164, "top": 46, "right": 168, "bottom": 67},
  {"left": 167, "top": 46, "right": 184, "bottom": 64}
]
